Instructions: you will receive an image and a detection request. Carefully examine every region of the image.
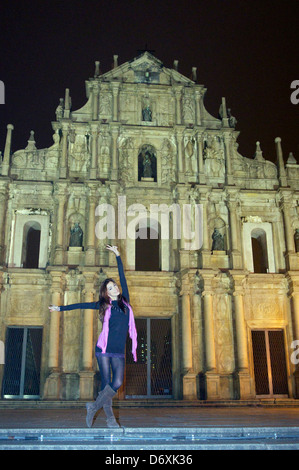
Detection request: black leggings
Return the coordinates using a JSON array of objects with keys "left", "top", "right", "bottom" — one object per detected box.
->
[{"left": 95, "top": 348, "right": 125, "bottom": 392}]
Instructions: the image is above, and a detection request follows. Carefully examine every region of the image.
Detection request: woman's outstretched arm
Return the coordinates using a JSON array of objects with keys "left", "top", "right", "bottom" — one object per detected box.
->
[
  {"left": 49, "top": 301, "right": 100, "bottom": 312},
  {"left": 106, "top": 245, "right": 129, "bottom": 302}
]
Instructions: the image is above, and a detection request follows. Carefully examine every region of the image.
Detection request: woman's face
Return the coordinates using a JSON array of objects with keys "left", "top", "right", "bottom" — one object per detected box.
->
[{"left": 106, "top": 281, "right": 120, "bottom": 300}]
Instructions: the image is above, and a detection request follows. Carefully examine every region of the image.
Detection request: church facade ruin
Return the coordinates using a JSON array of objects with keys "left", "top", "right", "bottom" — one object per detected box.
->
[{"left": 0, "top": 52, "right": 299, "bottom": 401}]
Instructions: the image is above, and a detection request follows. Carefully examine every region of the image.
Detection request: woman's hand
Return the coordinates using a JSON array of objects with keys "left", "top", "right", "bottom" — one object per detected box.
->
[
  {"left": 106, "top": 245, "right": 120, "bottom": 257},
  {"left": 49, "top": 305, "right": 60, "bottom": 312}
]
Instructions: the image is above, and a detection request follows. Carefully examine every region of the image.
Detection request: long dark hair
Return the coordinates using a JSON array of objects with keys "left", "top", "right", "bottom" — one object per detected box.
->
[{"left": 98, "top": 278, "right": 128, "bottom": 322}]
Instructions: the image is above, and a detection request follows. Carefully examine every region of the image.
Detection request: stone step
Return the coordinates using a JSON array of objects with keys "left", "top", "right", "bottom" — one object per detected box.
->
[
  {"left": 1, "top": 398, "right": 299, "bottom": 409},
  {"left": 0, "top": 426, "right": 299, "bottom": 450}
]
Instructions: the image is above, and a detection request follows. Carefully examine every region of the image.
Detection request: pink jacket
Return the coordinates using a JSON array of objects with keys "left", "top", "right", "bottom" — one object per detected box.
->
[{"left": 96, "top": 302, "right": 137, "bottom": 362}]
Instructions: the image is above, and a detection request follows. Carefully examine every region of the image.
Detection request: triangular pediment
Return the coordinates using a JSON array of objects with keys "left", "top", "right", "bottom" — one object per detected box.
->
[
  {"left": 129, "top": 51, "right": 164, "bottom": 72},
  {"left": 100, "top": 52, "right": 195, "bottom": 85}
]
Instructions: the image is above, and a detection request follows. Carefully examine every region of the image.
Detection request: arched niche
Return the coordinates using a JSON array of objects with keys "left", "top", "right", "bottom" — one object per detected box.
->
[{"left": 138, "top": 144, "right": 157, "bottom": 182}]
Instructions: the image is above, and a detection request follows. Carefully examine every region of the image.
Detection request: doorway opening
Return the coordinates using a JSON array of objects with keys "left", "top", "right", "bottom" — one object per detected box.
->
[
  {"left": 125, "top": 318, "right": 172, "bottom": 398},
  {"left": 2, "top": 327, "right": 43, "bottom": 399},
  {"left": 251, "top": 329, "right": 288, "bottom": 397}
]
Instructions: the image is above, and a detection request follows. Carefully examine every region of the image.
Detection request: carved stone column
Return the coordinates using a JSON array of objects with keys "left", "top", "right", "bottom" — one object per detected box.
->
[
  {"left": 54, "top": 183, "right": 67, "bottom": 265},
  {"left": 85, "top": 187, "right": 97, "bottom": 266},
  {"left": 60, "top": 271, "right": 81, "bottom": 400},
  {"left": 174, "top": 87, "right": 182, "bottom": 125},
  {"left": 90, "top": 124, "right": 98, "bottom": 180},
  {"left": 111, "top": 82, "right": 120, "bottom": 122},
  {"left": 175, "top": 128, "right": 185, "bottom": 183},
  {"left": 80, "top": 279, "right": 96, "bottom": 399},
  {"left": 202, "top": 272, "right": 220, "bottom": 399},
  {"left": 180, "top": 276, "right": 197, "bottom": 399},
  {"left": 48, "top": 289, "right": 61, "bottom": 371},
  {"left": 227, "top": 191, "right": 243, "bottom": 269},
  {"left": 192, "top": 276, "right": 204, "bottom": 386},
  {"left": 196, "top": 132, "right": 205, "bottom": 184},
  {"left": 282, "top": 200, "right": 295, "bottom": 253},
  {"left": 275, "top": 137, "right": 288, "bottom": 187},
  {"left": 279, "top": 192, "right": 298, "bottom": 270},
  {"left": 199, "top": 190, "right": 211, "bottom": 268},
  {"left": 60, "top": 123, "right": 69, "bottom": 178},
  {"left": 43, "top": 270, "right": 64, "bottom": 399},
  {"left": 288, "top": 273, "right": 299, "bottom": 397},
  {"left": 231, "top": 272, "right": 254, "bottom": 399},
  {"left": 1, "top": 124, "right": 14, "bottom": 176},
  {"left": 0, "top": 186, "right": 8, "bottom": 264},
  {"left": 223, "top": 132, "right": 234, "bottom": 186},
  {"left": 110, "top": 126, "right": 119, "bottom": 181},
  {"left": 194, "top": 89, "right": 202, "bottom": 126},
  {"left": 203, "top": 292, "right": 216, "bottom": 371},
  {"left": 92, "top": 86, "right": 99, "bottom": 121}
]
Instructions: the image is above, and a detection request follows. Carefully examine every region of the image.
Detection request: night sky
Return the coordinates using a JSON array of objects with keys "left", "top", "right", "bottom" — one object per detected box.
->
[{"left": 0, "top": 0, "right": 298, "bottom": 164}]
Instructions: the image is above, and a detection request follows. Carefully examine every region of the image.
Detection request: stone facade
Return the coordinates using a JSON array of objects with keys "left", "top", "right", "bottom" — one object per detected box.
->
[{"left": 0, "top": 52, "right": 299, "bottom": 401}]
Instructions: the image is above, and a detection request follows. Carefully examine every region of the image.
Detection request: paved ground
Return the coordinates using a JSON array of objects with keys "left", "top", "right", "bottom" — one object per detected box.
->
[
  {"left": 0, "top": 405, "right": 299, "bottom": 429},
  {"left": 1, "top": 405, "right": 299, "bottom": 450}
]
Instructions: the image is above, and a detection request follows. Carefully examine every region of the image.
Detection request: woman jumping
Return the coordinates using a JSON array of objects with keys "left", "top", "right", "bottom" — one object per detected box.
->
[{"left": 49, "top": 245, "right": 137, "bottom": 428}]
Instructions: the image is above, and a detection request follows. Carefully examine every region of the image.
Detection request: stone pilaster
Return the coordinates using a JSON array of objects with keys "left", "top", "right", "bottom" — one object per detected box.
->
[
  {"left": 111, "top": 82, "right": 120, "bottom": 122},
  {"left": 180, "top": 276, "right": 197, "bottom": 399},
  {"left": 110, "top": 125, "right": 119, "bottom": 181},
  {"left": 223, "top": 132, "right": 234, "bottom": 186},
  {"left": 54, "top": 183, "right": 67, "bottom": 265},
  {"left": 279, "top": 191, "right": 299, "bottom": 270},
  {"left": 231, "top": 272, "right": 254, "bottom": 399},
  {"left": 90, "top": 124, "right": 98, "bottom": 180},
  {"left": 174, "top": 86, "right": 182, "bottom": 125},
  {"left": 85, "top": 186, "right": 97, "bottom": 266},
  {"left": 92, "top": 85, "right": 99, "bottom": 121},
  {"left": 175, "top": 128, "right": 185, "bottom": 183},
  {"left": 0, "top": 185, "right": 8, "bottom": 264},
  {"left": 196, "top": 132, "right": 205, "bottom": 184},
  {"left": 60, "top": 122, "right": 69, "bottom": 178},
  {"left": 201, "top": 272, "right": 220, "bottom": 399},
  {"left": 199, "top": 189, "right": 211, "bottom": 268},
  {"left": 287, "top": 273, "right": 299, "bottom": 397},
  {"left": 227, "top": 190, "right": 243, "bottom": 269},
  {"left": 43, "top": 269, "right": 65, "bottom": 399},
  {"left": 275, "top": 137, "right": 288, "bottom": 187},
  {"left": 80, "top": 276, "right": 97, "bottom": 399},
  {"left": 1, "top": 124, "right": 14, "bottom": 176},
  {"left": 194, "top": 89, "right": 203, "bottom": 126}
]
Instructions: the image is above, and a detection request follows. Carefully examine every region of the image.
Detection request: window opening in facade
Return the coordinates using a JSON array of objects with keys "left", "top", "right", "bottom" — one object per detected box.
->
[
  {"left": 251, "top": 229, "right": 268, "bottom": 273},
  {"left": 135, "top": 226, "right": 160, "bottom": 271},
  {"left": 22, "top": 222, "right": 41, "bottom": 268}
]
